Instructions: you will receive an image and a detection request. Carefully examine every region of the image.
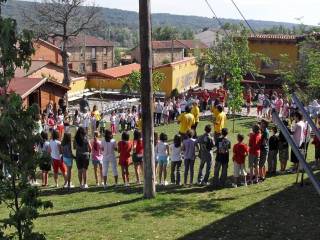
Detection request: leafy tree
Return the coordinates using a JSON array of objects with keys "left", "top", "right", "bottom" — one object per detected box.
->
[
  {"left": 277, "top": 35, "right": 320, "bottom": 101},
  {"left": 114, "top": 48, "right": 122, "bottom": 66},
  {"left": 152, "top": 26, "right": 194, "bottom": 41},
  {"left": 205, "top": 27, "right": 261, "bottom": 132},
  {"left": 0, "top": 2, "right": 52, "bottom": 239},
  {"left": 120, "top": 71, "right": 166, "bottom": 94},
  {"left": 24, "top": 0, "right": 101, "bottom": 86}
]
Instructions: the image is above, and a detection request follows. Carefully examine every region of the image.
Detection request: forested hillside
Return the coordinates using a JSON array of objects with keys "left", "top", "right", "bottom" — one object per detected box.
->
[{"left": 3, "top": 0, "right": 305, "bottom": 47}]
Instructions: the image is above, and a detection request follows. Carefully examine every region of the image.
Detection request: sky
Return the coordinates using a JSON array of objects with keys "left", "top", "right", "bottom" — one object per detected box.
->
[{"left": 98, "top": 0, "right": 320, "bottom": 25}]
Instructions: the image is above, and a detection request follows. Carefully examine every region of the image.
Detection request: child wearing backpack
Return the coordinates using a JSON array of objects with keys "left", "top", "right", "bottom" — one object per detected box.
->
[
  {"left": 213, "top": 128, "right": 231, "bottom": 186},
  {"left": 182, "top": 130, "right": 197, "bottom": 186},
  {"left": 197, "top": 125, "right": 214, "bottom": 185},
  {"left": 39, "top": 131, "right": 51, "bottom": 187}
]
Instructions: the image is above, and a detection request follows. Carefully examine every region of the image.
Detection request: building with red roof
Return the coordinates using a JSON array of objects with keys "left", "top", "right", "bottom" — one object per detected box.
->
[
  {"left": 8, "top": 77, "right": 69, "bottom": 111},
  {"left": 131, "top": 39, "right": 207, "bottom": 67}
]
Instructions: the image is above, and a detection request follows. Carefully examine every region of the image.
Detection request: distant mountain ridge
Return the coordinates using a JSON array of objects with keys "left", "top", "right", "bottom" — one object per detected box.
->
[{"left": 4, "top": 0, "right": 300, "bottom": 31}]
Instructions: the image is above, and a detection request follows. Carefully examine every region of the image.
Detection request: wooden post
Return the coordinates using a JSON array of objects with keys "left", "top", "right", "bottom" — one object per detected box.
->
[{"left": 139, "top": 0, "right": 156, "bottom": 198}]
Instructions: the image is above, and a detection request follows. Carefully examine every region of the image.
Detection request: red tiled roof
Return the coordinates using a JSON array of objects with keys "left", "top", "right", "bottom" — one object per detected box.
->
[
  {"left": 35, "top": 39, "right": 62, "bottom": 52},
  {"left": 92, "top": 63, "right": 141, "bottom": 79},
  {"left": 152, "top": 40, "right": 185, "bottom": 49},
  {"left": 8, "top": 78, "right": 45, "bottom": 99},
  {"left": 248, "top": 34, "right": 297, "bottom": 42},
  {"left": 8, "top": 77, "right": 70, "bottom": 99},
  {"left": 15, "top": 60, "right": 51, "bottom": 78},
  {"left": 51, "top": 35, "right": 114, "bottom": 48},
  {"left": 176, "top": 39, "right": 208, "bottom": 49}
]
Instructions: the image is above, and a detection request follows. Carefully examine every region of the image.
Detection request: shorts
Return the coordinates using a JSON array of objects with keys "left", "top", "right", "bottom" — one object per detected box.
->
[
  {"left": 249, "top": 154, "right": 259, "bottom": 168},
  {"left": 132, "top": 153, "right": 143, "bottom": 164},
  {"left": 92, "top": 159, "right": 102, "bottom": 166},
  {"left": 63, "top": 157, "right": 73, "bottom": 167},
  {"left": 102, "top": 157, "right": 118, "bottom": 177},
  {"left": 40, "top": 162, "right": 51, "bottom": 172},
  {"left": 279, "top": 148, "right": 289, "bottom": 164},
  {"left": 234, "top": 162, "right": 247, "bottom": 177},
  {"left": 76, "top": 155, "right": 90, "bottom": 170},
  {"left": 291, "top": 143, "right": 305, "bottom": 164},
  {"left": 257, "top": 106, "right": 263, "bottom": 112},
  {"left": 259, "top": 150, "right": 268, "bottom": 168},
  {"left": 52, "top": 159, "right": 67, "bottom": 174},
  {"left": 158, "top": 155, "right": 169, "bottom": 166}
]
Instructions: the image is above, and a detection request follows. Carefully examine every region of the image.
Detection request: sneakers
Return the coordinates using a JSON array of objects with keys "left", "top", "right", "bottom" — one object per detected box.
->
[
  {"left": 231, "top": 183, "right": 238, "bottom": 188},
  {"left": 83, "top": 184, "right": 88, "bottom": 189},
  {"left": 164, "top": 181, "right": 168, "bottom": 186}
]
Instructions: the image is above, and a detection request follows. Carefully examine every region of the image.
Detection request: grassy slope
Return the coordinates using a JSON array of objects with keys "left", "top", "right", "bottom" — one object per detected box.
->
[{"left": 1, "top": 117, "right": 319, "bottom": 240}]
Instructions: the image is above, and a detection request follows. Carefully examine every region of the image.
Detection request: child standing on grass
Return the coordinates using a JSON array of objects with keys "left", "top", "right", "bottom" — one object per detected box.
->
[
  {"left": 311, "top": 128, "right": 320, "bottom": 169},
  {"left": 154, "top": 132, "right": 159, "bottom": 181},
  {"left": 91, "top": 131, "right": 103, "bottom": 186},
  {"left": 232, "top": 134, "right": 249, "bottom": 187},
  {"left": 118, "top": 132, "right": 132, "bottom": 186},
  {"left": 213, "top": 128, "right": 231, "bottom": 187},
  {"left": 170, "top": 134, "right": 183, "bottom": 185},
  {"left": 182, "top": 130, "right": 197, "bottom": 186},
  {"left": 132, "top": 130, "right": 144, "bottom": 184},
  {"left": 61, "top": 132, "right": 75, "bottom": 189},
  {"left": 39, "top": 131, "right": 51, "bottom": 187},
  {"left": 197, "top": 125, "right": 214, "bottom": 185},
  {"left": 56, "top": 109, "right": 64, "bottom": 140},
  {"left": 259, "top": 119, "right": 270, "bottom": 181},
  {"left": 49, "top": 130, "right": 67, "bottom": 188},
  {"left": 278, "top": 120, "right": 289, "bottom": 173},
  {"left": 110, "top": 111, "right": 117, "bottom": 135},
  {"left": 156, "top": 133, "right": 170, "bottom": 185},
  {"left": 248, "top": 124, "right": 262, "bottom": 184},
  {"left": 101, "top": 130, "right": 118, "bottom": 187},
  {"left": 267, "top": 126, "right": 279, "bottom": 175},
  {"left": 100, "top": 113, "right": 107, "bottom": 136}
]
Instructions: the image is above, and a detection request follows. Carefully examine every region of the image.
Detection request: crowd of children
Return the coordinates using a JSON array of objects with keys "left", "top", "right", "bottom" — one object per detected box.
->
[{"left": 32, "top": 91, "right": 320, "bottom": 191}]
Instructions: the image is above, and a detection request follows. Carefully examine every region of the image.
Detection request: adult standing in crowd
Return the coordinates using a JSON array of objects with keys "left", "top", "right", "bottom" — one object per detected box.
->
[
  {"left": 79, "top": 95, "right": 90, "bottom": 113},
  {"left": 177, "top": 105, "right": 195, "bottom": 138}
]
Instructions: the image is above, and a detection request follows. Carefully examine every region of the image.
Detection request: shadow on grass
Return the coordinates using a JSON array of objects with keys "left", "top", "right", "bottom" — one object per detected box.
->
[
  {"left": 123, "top": 197, "right": 229, "bottom": 219},
  {"left": 39, "top": 197, "right": 142, "bottom": 218},
  {"left": 178, "top": 176, "right": 320, "bottom": 240}
]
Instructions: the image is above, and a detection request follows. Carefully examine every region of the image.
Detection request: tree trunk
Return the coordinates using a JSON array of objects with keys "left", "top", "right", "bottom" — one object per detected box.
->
[
  {"left": 139, "top": 0, "right": 156, "bottom": 199},
  {"left": 61, "top": 39, "right": 70, "bottom": 86}
]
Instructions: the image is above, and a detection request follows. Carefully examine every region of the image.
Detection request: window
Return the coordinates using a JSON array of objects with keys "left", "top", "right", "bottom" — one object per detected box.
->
[
  {"left": 103, "top": 62, "right": 108, "bottom": 69},
  {"left": 68, "top": 63, "right": 73, "bottom": 70},
  {"left": 80, "top": 63, "right": 85, "bottom": 73},
  {"left": 80, "top": 47, "right": 84, "bottom": 57},
  {"left": 103, "top": 47, "right": 107, "bottom": 55},
  {"left": 92, "top": 62, "right": 97, "bottom": 72},
  {"left": 91, "top": 47, "right": 96, "bottom": 59},
  {"left": 261, "top": 59, "right": 279, "bottom": 71}
]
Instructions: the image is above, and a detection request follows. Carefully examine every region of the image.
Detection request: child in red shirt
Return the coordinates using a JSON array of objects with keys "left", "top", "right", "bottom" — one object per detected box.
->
[
  {"left": 248, "top": 124, "right": 262, "bottom": 184},
  {"left": 133, "top": 130, "right": 144, "bottom": 184},
  {"left": 311, "top": 131, "right": 320, "bottom": 169},
  {"left": 233, "top": 134, "right": 249, "bottom": 187},
  {"left": 118, "top": 132, "right": 132, "bottom": 186}
]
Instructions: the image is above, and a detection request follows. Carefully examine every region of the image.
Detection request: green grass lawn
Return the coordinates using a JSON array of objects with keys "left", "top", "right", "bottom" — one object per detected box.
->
[{"left": 1, "top": 117, "right": 320, "bottom": 240}]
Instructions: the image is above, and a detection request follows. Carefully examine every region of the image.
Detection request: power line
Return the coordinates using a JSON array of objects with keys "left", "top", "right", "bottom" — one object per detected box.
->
[
  {"left": 230, "top": 0, "right": 256, "bottom": 36},
  {"left": 204, "top": 0, "right": 262, "bottom": 90}
]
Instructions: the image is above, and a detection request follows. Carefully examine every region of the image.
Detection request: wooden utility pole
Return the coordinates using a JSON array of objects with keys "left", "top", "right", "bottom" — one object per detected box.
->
[{"left": 139, "top": 0, "right": 156, "bottom": 198}]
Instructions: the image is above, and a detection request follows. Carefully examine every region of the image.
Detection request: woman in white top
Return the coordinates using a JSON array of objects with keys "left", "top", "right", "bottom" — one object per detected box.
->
[
  {"left": 101, "top": 130, "right": 118, "bottom": 187},
  {"left": 170, "top": 134, "right": 183, "bottom": 185}
]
